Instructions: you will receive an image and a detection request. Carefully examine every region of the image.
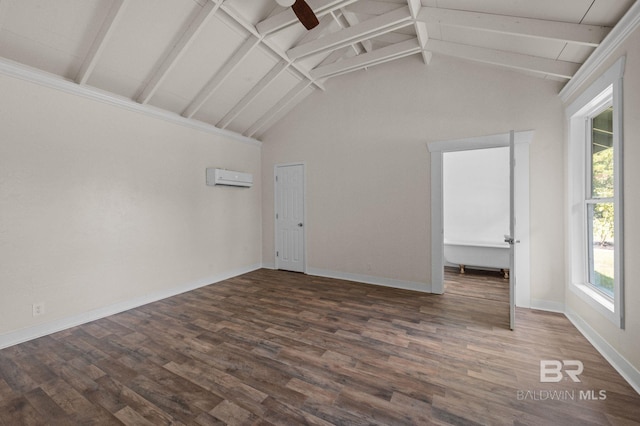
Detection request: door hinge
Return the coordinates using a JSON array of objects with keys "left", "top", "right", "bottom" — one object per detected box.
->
[
  {"left": 276, "top": 213, "right": 279, "bottom": 219},
  {"left": 276, "top": 251, "right": 279, "bottom": 257},
  {"left": 275, "top": 175, "right": 278, "bottom": 182}
]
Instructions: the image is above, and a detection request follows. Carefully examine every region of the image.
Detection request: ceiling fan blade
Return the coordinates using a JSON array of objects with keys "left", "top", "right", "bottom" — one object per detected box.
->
[{"left": 292, "top": 0, "right": 319, "bottom": 30}]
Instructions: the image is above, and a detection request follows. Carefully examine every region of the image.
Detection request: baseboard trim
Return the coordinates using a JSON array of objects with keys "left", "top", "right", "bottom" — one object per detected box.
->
[
  {"left": 0, "top": 263, "right": 262, "bottom": 350},
  {"left": 530, "top": 299, "right": 566, "bottom": 314},
  {"left": 307, "top": 268, "right": 432, "bottom": 293},
  {"left": 565, "top": 306, "right": 640, "bottom": 395},
  {"left": 261, "top": 262, "right": 276, "bottom": 270}
]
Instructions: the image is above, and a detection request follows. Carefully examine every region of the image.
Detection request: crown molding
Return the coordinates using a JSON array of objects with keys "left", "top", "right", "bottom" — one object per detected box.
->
[
  {"left": 559, "top": 1, "right": 640, "bottom": 103},
  {"left": 0, "top": 57, "right": 262, "bottom": 147}
]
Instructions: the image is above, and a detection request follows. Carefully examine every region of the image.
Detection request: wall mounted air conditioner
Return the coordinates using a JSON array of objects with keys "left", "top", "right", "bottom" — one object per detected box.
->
[{"left": 206, "top": 168, "right": 253, "bottom": 187}]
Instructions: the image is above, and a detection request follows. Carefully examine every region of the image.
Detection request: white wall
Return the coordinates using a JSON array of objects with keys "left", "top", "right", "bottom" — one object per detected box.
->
[
  {"left": 443, "top": 147, "right": 510, "bottom": 245},
  {"left": 564, "top": 24, "right": 640, "bottom": 377},
  {"left": 0, "top": 72, "right": 262, "bottom": 342},
  {"left": 262, "top": 54, "right": 565, "bottom": 305}
]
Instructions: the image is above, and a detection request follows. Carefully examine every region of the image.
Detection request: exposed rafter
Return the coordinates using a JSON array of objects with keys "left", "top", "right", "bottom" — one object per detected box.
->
[
  {"left": 0, "top": 0, "right": 628, "bottom": 142},
  {"left": 0, "top": 57, "right": 260, "bottom": 146},
  {"left": 426, "top": 39, "right": 581, "bottom": 79},
  {"left": 316, "top": 46, "right": 354, "bottom": 68},
  {"left": 329, "top": 11, "right": 365, "bottom": 55},
  {"left": 407, "top": 0, "right": 431, "bottom": 64},
  {"left": 75, "top": 0, "right": 129, "bottom": 85},
  {"left": 136, "top": 0, "right": 221, "bottom": 104},
  {"left": 297, "top": 14, "right": 335, "bottom": 46},
  {"left": 182, "top": 36, "right": 261, "bottom": 119},
  {"left": 217, "top": 61, "right": 289, "bottom": 129},
  {"left": 244, "top": 80, "right": 313, "bottom": 138},
  {"left": 373, "top": 32, "right": 416, "bottom": 45},
  {"left": 288, "top": 6, "right": 413, "bottom": 60},
  {"left": 419, "top": 7, "right": 610, "bottom": 46},
  {"left": 219, "top": 4, "right": 324, "bottom": 92},
  {"left": 344, "top": 0, "right": 404, "bottom": 16},
  {"left": 560, "top": 0, "right": 640, "bottom": 102},
  {"left": 257, "top": 0, "right": 359, "bottom": 35},
  {"left": 339, "top": 9, "right": 372, "bottom": 53},
  {"left": 310, "top": 39, "right": 422, "bottom": 79}
]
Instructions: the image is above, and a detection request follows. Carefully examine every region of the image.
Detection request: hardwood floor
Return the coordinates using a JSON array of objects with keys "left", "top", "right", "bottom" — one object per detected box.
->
[
  {"left": 444, "top": 266, "right": 510, "bottom": 304},
  {"left": 1, "top": 268, "right": 639, "bottom": 425}
]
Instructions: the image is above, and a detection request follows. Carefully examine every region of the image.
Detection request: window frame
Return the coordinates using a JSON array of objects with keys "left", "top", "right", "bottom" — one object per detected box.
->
[
  {"left": 586, "top": 103, "right": 615, "bottom": 298},
  {"left": 566, "top": 56, "right": 625, "bottom": 328}
]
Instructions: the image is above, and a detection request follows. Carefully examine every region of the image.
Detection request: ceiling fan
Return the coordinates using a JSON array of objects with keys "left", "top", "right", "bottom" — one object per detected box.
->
[{"left": 275, "top": 0, "right": 319, "bottom": 30}]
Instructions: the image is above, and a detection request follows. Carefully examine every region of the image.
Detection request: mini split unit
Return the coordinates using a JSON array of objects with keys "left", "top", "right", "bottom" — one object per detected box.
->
[{"left": 206, "top": 168, "right": 253, "bottom": 188}]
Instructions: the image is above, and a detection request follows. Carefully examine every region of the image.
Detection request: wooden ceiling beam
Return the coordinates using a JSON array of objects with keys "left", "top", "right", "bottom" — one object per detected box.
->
[
  {"left": 426, "top": 39, "right": 581, "bottom": 79},
  {"left": 407, "top": 0, "right": 431, "bottom": 64},
  {"left": 343, "top": 0, "right": 405, "bottom": 17},
  {"left": 296, "top": 14, "right": 336, "bottom": 45},
  {"left": 339, "top": 9, "right": 372, "bottom": 53},
  {"left": 244, "top": 79, "right": 312, "bottom": 138},
  {"left": 419, "top": 7, "right": 610, "bottom": 46},
  {"left": 373, "top": 32, "right": 415, "bottom": 45},
  {"left": 75, "top": 0, "right": 129, "bottom": 85},
  {"left": 316, "top": 46, "right": 354, "bottom": 68},
  {"left": 310, "top": 38, "right": 422, "bottom": 79},
  {"left": 182, "top": 36, "right": 260, "bottom": 119},
  {"left": 218, "top": 4, "right": 324, "bottom": 91},
  {"left": 217, "top": 61, "right": 289, "bottom": 129},
  {"left": 329, "top": 11, "right": 366, "bottom": 55},
  {"left": 288, "top": 6, "right": 413, "bottom": 59},
  {"left": 136, "top": 0, "right": 221, "bottom": 104},
  {"left": 256, "top": 0, "right": 358, "bottom": 35}
]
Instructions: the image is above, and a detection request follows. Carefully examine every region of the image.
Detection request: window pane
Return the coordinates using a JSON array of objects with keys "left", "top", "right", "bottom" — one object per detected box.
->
[
  {"left": 588, "top": 202, "right": 614, "bottom": 298},
  {"left": 591, "top": 107, "right": 614, "bottom": 198}
]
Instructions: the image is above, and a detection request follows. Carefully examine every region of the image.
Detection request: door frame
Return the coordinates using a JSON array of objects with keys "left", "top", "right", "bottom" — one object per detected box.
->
[
  {"left": 427, "top": 131, "right": 532, "bottom": 309},
  {"left": 274, "top": 162, "right": 307, "bottom": 273}
]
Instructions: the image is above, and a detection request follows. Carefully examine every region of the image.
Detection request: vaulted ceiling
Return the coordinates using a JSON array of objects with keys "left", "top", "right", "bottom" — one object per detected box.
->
[{"left": 0, "top": 0, "right": 634, "bottom": 140}]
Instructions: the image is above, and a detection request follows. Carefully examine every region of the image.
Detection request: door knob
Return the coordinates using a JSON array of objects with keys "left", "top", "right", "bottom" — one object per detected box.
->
[
  {"left": 298, "top": 223, "right": 303, "bottom": 227},
  {"left": 504, "top": 235, "right": 520, "bottom": 244}
]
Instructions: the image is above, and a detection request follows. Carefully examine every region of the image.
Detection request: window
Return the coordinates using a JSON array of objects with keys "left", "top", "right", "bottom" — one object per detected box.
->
[
  {"left": 587, "top": 105, "right": 614, "bottom": 298},
  {"left": 567, "top": 57, "right": 624, "bottom": 328}
]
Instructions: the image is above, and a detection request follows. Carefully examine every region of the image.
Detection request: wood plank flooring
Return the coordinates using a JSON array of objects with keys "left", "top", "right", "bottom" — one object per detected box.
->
[
  {"left": 1, "top": 268, "right": 639, "bottom": 425},
  {"left": 444, "top": 266, "right": 510, "bottom": 303}
]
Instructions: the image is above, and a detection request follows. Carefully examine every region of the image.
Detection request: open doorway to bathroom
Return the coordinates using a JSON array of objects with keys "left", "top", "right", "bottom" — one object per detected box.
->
[
  {"left": 427, "top": 131, "right": 532, "bottom": 315},
  {"left": 442, "top": 147, "right": 512, "bottom": 313},
  {"left": 443, "top": 147, "right": 511, "bottom": 281}
]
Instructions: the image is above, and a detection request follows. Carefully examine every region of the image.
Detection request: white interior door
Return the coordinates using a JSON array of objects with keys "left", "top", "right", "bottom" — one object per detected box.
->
[
  {"left": 275, "top": 164, "right": 305, "bottom": 272},
  {"left": 507, "top": 130, "right": 518, "bottom": 330}
]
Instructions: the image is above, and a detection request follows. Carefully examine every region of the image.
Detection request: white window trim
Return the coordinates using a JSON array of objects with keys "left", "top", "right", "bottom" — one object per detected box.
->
[{"left": 566, "top": 56, "right": 625, "bottom": 328}]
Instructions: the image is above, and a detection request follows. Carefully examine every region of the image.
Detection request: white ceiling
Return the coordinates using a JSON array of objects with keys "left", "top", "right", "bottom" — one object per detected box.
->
[{"left": 0, "top": 0, "right": 634, "bottom": 140}]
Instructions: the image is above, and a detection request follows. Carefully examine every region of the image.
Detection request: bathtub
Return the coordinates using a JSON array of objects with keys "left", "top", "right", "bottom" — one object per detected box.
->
[{"left": 444, "top": 240, "right": 510, "bottom": 278}]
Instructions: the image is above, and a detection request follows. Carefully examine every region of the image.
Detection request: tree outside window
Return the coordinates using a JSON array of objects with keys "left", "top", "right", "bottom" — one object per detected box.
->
[{"left": 589, "top": 107, "right": 614, "bottom": 297}]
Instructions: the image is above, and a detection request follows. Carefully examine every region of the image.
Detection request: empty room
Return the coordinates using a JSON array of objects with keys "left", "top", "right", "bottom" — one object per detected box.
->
[{"left": 1, "top": 0, "right": 640, "bottom": 424}]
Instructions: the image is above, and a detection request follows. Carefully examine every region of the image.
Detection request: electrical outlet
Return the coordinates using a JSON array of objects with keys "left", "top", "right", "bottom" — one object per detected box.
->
[{"left": 32, "top": 302, "right": 45, "bottom": 317}]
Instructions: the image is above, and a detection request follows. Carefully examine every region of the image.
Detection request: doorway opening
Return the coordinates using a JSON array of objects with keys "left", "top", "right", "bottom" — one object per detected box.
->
[{"left": 427, "top": 131, "right": 532, "bottom": 321}]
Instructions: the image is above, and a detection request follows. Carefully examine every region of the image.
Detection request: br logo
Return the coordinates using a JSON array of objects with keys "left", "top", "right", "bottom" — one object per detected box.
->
[{"left": 540, "top": 360, "right": 584, "bottom": 382}]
